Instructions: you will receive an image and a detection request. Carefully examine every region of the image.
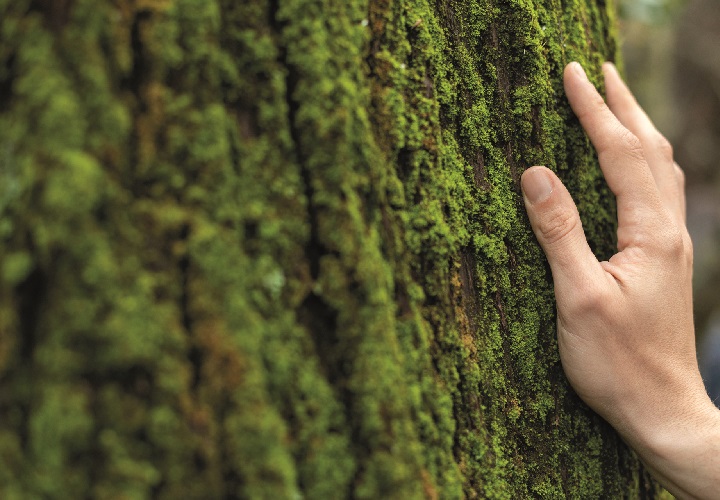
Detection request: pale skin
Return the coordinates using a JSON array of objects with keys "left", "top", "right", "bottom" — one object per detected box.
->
[{"left": 522, "top": 62, "right": 720, "bottom": 498}]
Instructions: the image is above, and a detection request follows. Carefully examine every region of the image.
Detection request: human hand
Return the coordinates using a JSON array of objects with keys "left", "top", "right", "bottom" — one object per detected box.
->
[{"left": 522, "top": 62, "right": 720, "bottom": 498}]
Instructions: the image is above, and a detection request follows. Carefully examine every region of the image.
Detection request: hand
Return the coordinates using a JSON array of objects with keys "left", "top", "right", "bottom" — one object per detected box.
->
[{"left": 522, "top": 61, "right": 720, "bottom": 498}]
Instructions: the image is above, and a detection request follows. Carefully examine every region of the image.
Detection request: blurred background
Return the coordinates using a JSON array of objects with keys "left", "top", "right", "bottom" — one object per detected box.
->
[{"left": 619, "top": 0, "right": 720, "bottom": 402}]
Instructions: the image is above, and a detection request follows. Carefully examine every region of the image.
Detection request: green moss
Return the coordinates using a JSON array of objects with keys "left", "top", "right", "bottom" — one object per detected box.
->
[{"left": 0, "top": 0, "right": 662, "bottom": 497}]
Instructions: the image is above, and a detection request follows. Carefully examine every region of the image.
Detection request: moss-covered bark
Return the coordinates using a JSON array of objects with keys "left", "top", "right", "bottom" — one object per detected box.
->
[{"left": 0, "top": 0, "right": 661, "bottom": 498}]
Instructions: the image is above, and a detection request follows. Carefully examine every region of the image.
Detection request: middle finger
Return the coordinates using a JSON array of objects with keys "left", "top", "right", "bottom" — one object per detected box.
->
[{"left": 602, "top": 62, "right": 684, "bottom": 224}]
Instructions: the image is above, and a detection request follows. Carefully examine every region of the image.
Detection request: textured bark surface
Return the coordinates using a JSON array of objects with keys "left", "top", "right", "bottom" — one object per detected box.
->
[{"left": 0, "top": 0, "right": 661, "bottom": 498}]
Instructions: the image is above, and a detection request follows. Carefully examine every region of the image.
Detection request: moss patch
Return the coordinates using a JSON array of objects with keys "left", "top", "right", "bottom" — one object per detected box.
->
[{"left": 0, "top": 0, "right": 660, "bottom": 497}]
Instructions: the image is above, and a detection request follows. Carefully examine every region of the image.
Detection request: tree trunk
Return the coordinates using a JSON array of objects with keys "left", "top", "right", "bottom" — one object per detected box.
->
[{"left": 0, "top": 0, "right": 661, "bottom": 498}]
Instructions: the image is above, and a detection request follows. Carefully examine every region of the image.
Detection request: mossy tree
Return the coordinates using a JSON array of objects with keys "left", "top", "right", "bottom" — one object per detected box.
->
[{"left": 0, "top": 0, "right": 662, "bottom": 498}]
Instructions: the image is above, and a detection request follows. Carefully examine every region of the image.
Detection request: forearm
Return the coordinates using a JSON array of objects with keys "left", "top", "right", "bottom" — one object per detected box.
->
[{"left": 620, "top": 383, "right": 720, "bottom": 499}]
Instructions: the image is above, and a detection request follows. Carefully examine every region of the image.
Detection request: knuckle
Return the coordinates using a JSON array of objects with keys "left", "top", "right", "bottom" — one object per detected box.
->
[
  {"left": 659, "top": 226, "right": 685, "bottom": 259},
  {"left": 659, "top": 227, "right": 694, "bottom": 268},
  {"left": 674, "top": 163, "right": 686, "bottom": 189},
  {"left": 682, "top": 231, "right": 694, "bottom": 265},
  {"left": 601, "top": 127, "right": 646, "bottom": 166},
  {"left": 655, "top": 133, "right": 674, "bottom": 161},
  {"left": 668, "top": 228, "right": 684, "bottom": 253},
  {"left": 540, "top": 208, "right": 579, "bottom": 246},
  {"left": 618, "top": 128, "right": 645, "bottom": 162}
]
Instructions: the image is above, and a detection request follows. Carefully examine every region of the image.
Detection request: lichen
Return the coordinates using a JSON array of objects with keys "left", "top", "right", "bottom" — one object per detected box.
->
[{"left": 0, "top": 0, "right": 661, "bottom": 497}]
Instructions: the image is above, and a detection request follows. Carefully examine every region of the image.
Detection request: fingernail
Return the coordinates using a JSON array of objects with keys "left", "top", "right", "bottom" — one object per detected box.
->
[
  {"left": 522, "top": 167, "right": 554, "bottom": 204},
  {"left": 571, "top": 61, "right": 588, "bottom": 81}
]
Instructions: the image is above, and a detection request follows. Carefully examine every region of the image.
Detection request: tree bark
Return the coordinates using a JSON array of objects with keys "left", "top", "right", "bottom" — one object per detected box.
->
[{"left": 0, "top": 0, "right": 661, "bottom": 497}]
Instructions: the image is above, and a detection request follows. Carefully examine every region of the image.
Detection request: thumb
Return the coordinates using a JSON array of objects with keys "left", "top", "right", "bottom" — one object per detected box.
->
[{"left": 522, "top": 166, "right": 602, "bottom": 289}]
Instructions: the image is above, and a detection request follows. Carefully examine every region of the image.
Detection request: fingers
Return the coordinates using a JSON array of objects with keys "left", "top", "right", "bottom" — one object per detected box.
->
[
  {"left": 563, "top": 62, "right": 663, "bottom": 239},
  {"left": 602, "top": 62, "right": 685, "bottom": 225},
  {"left": 522, "top": 166, "right": 604, "bottom": 294}
]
